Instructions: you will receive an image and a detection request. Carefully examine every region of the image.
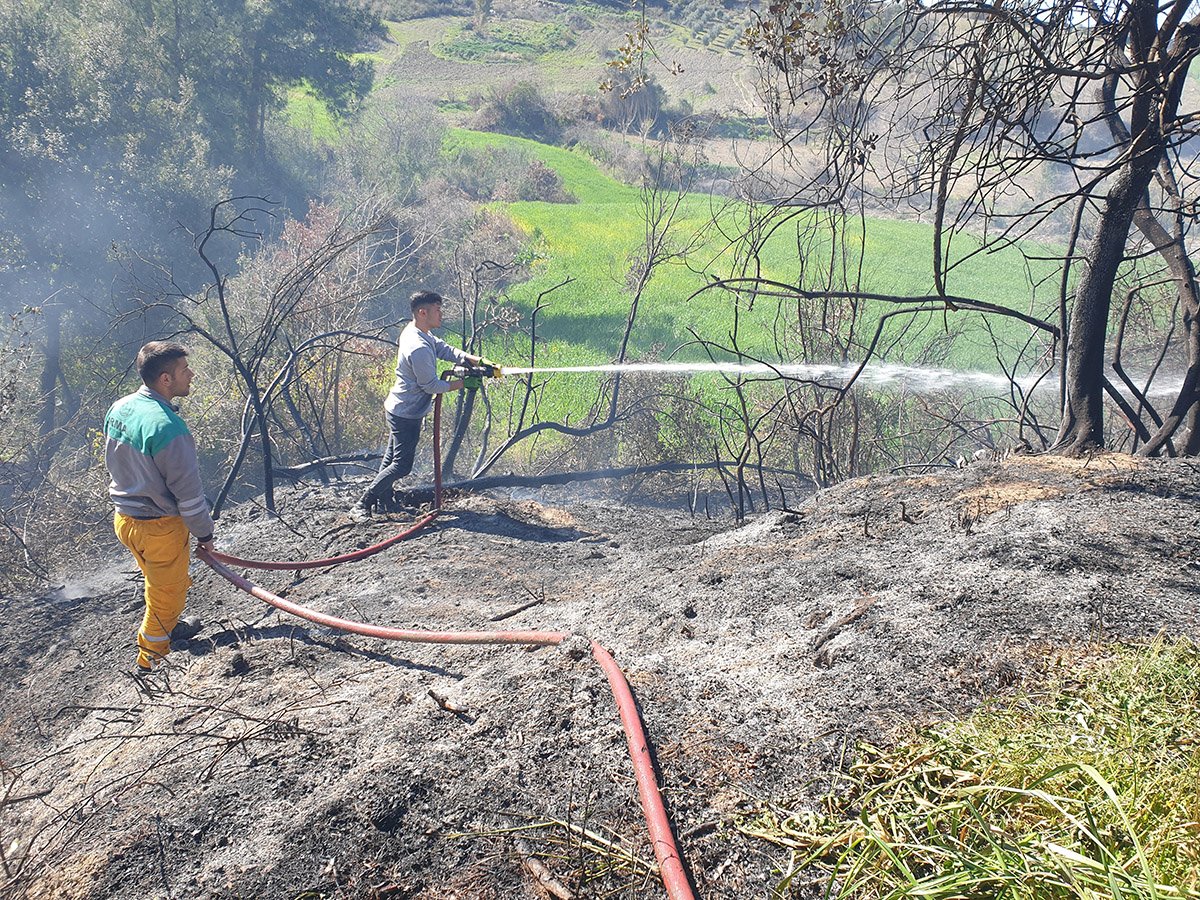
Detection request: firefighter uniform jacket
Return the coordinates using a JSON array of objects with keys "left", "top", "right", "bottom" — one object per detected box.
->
[{"left": 103, "top": 386, "right": 214, "bottom": 541}]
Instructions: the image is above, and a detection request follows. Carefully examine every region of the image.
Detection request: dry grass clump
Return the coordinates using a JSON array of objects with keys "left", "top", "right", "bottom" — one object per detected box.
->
[{"left": 742, "top": 638, "right": 1200, "bottom": 899}]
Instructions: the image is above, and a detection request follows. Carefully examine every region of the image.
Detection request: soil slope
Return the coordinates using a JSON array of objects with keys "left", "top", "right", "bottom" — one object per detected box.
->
[{"left": 2, "top": 453, "right": 1198, "bottom": 899}]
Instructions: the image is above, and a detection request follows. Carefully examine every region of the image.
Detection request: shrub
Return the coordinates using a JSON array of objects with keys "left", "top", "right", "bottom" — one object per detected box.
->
[
  {"left": 442, "top": 145, "right": 572, "bottom": 203},
  {"left": 593, "top": 70, "right": 665, "bottom": 134},
  {"left": 470, "top": 81, "right": 562, "bottom": 143}
]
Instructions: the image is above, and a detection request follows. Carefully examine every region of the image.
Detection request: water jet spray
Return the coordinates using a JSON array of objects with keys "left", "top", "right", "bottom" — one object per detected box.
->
[{"left": 502, "top": 360, "right": 1039, "bottom": 394}]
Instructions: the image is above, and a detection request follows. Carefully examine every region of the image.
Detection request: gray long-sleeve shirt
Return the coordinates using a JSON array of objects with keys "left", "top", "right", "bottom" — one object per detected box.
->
[
  {"left": 384, "top": 322, "right": 468, "bottom": 419},
  {"left": 103, "top": 386, "right": 215, "bottom": 540}
]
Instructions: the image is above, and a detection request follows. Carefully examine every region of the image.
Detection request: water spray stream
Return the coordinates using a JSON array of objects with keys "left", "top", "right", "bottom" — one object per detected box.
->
[
  {"left": 502, "top": 360, "right": 1196, "bottom": 400},
  {"left": 504, "top": 361, "right": 1037, "bottom": 393}
]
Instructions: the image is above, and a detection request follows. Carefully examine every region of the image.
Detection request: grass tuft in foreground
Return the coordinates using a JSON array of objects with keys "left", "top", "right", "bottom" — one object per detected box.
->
[{"left": 740, "top": 638, "right": 1200, "bottom": 899}]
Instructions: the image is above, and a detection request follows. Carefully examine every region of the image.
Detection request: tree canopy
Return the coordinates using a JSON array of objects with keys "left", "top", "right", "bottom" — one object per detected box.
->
[{"left": 0, "top": 0, "right": 379, "bottom": 312}]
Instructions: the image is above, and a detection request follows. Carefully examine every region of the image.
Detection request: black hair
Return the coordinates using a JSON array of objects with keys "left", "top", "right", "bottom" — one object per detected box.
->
[
  {"left": 136, "top": 341, "right": 189, "bottom": 385},
  {"left": 410, "top": 290, "right": 443, "bottom": 314}
]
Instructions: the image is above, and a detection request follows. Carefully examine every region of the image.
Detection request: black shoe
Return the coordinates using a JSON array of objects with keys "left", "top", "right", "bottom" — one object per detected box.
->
[
  {"left": 171, "top": 616, "right": 202, "bottom": 641},
  {"left": 130, "top": 662, "right": 167, "bottom": 694},
  {"left": 384, "top": 492, "right": 415, "bottom": 513}
]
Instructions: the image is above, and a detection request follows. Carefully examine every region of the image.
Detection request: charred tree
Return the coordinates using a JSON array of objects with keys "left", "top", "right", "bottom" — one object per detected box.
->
[
  {"left": 742, "top": 0, "right": 1200, "bottom": 456},
  {"left": 124, "top": 197, "right": 417, "bottom": 515}
]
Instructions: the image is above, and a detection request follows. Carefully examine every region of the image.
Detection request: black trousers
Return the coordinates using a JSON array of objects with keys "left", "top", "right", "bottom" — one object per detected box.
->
[{"left": 361, "top": 411, "right": 422, "bottom": 506}]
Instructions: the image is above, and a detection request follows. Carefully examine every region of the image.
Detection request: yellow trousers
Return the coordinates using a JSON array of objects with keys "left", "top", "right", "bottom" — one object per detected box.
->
[{"left": 114, "top": 512, "right": 192, "bottom": 669}]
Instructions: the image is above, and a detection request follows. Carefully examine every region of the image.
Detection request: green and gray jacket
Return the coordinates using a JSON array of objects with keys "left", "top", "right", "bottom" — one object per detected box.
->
[{"left": 104, "top": 386, "right": 214, "bottom": 541}]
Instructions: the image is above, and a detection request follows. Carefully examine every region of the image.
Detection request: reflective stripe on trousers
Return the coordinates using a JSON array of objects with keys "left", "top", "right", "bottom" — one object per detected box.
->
[{"left": 114, "top": 512, "right": 192, "bottom": 669}]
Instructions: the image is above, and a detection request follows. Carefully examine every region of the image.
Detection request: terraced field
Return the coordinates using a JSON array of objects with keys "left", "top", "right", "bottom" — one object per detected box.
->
[{"left": 290, "top": 0, "right": 754, "bottom": 133}]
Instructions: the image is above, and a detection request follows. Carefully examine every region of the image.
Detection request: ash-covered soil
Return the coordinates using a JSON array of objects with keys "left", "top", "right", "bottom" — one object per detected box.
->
[{"left": 3, "top": 454, "right": 1198, "bottom": 899}]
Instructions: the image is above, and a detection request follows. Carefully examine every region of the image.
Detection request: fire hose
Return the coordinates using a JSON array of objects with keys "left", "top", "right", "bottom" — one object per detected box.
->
[{"left": 197, "top": 366, "right": 698, "bottom": 900}]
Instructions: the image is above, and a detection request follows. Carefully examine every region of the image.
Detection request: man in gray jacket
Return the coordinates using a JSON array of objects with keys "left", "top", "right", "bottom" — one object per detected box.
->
[
  {"left": 352, "top": 291, "right": 493, "bottom": 518},
  {"left": 104, "top": 341, "right": 213, "bottom": 673}
]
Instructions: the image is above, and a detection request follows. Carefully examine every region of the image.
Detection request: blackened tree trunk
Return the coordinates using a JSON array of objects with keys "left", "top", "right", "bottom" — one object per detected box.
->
[
  {"left": 442, "top": 387, "right": 477, "bottom": 478},
  {"left": 1133, "top": 199, "right": 1200, "bottom": 455},
  {"left": 36, "top": 303, "right": 64, "bottom": 475},
  {"left": 1057, "top": 164, "right": 1157, "bottom": 453},
  {"left": 743, "top": 0, "right": 1200, "bottom": 457},
  {"left": 246, "top": 41, "right": 265, "bottom": 162}
]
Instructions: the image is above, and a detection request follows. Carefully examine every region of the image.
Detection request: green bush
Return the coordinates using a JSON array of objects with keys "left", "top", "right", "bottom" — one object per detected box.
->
[
  {"left": 442, "top": 144, "right": 573, "bottom": 203},
  {"left": 470, "top": 81, "right": 562, "bottom": 143}
]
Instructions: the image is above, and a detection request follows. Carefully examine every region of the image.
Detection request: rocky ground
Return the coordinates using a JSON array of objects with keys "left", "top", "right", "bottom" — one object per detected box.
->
[{"left": 2, "top": 453, "right": 1198, "bottom": 899}]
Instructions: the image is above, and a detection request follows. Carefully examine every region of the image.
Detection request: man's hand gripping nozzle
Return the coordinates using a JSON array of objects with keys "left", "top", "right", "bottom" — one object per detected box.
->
[{"left": 446, "top": 360, "right": 502, "bottom": 390}]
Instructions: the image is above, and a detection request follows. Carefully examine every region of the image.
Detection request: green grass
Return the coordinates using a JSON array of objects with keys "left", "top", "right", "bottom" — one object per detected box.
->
[
  {"left": 433, "top": 128, "right": 1069, "bottom": 435},
  {"left": 283, "top": 83, "right": 340, "bottom": 142},
  {"left": 444, "top": 128, "right": 632, "bottom": 204},
  {"left": 740, "top": 638, "right": 1200, "bottom": 899},
  {"left": 376, "top": 16, "right": 460, "bottom": 54},
  {"left": 442, "top": 130, "right": 1060, "bottom": 371},
  {"left": 436, "top": 19, "right": 575, "bottom": 62},
  {"left": 382, "top": 17, "right": 427, "bottom": 51},
  {"left": 258, "top": 116, "right": 1064, "bottom": 433}
]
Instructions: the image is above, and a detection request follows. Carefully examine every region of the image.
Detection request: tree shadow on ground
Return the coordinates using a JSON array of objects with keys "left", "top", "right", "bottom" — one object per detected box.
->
[{"left": 435, "top": 508, "right": 593, "bottom": 543}]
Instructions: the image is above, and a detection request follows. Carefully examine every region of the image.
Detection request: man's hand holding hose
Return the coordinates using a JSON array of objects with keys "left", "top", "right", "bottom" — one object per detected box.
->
[{"left": 450, "top": 355, "right": 502, "bottom": 391}]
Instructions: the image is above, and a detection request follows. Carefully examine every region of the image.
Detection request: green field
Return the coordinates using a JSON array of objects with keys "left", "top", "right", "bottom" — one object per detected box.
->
[
  {"left": 436, "top": 19, "right": 575, "bottom": 62},
  {"left": 284, "top": 82, "right": 341, "bottom": 142},
  {"left": 442, "top": 129, "right": 1061, "bottom": 375},
  {"left": 280, "top": 7, "right": 1067, "bottom": 385},
  {"left": 350, "top": 14, "right": 630, "bottom": 98}
]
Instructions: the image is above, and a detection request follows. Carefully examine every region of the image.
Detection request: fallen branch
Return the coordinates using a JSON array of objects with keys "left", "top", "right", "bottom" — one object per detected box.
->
[
  {"left": 514, "top": 837, "right": 574, "bottom": 899},
  {"left": 273, "top": 452, "right": 381, "bottom": 480},
  {"left": 491, "top": 585, "right": 548, "bottom": 622},
  {"left": 813, "top": 593, "right": 877, "bottom": 659},
  {"left": 491, "top": 596, "right": 547, "bottom": 621},
  {"left": 428, "top": 690, "right": 475, "bottom": 724}
]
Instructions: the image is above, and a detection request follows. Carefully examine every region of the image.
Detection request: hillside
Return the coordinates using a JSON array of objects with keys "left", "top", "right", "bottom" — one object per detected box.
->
[
  {"left": 281, "top": 0, "right": 1077, "bottom": 380},
  {"left": 370, "top": 0, "right": 752, "bottom": 118},
  {"left": 2, "top": 453, "right": 1198, "bottom": 898},
  {"left": 434, "top": 128, "right": 1060, "bottom": 386},
  {"left": 286, "top": 0, "right": 755, "bottom": 141}
]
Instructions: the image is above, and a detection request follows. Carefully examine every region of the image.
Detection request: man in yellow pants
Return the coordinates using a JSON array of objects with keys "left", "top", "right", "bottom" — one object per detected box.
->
[{"left": 104, "top": 342, "right": 215, "bottom": 674}]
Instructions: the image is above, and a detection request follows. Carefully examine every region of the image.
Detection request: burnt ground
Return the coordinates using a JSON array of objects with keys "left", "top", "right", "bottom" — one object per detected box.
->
[{"left": 2, "top": 453, "right": 1199, "bottom": 899}]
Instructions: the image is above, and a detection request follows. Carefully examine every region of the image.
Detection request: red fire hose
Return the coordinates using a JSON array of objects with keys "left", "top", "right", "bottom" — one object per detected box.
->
[
  {"left": 201, "top": 550, "right": 567, "bottom": 646},
  {"left": 208, "top": 388, "right": 448, "bottom": 572},
  {"left": 590, "top": 640, "right": 694, "bottom": 897},
  {"left": 198, "top": 392, "right": 697, "bottom": 900},
  {"left": 207, "top": 511, "right": 438, "bottom": 570}
]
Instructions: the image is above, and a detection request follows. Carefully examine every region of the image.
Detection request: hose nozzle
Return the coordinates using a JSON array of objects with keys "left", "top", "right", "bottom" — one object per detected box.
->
[{"left": 449, "top": 362, "right": 501, "bottom": 380}]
